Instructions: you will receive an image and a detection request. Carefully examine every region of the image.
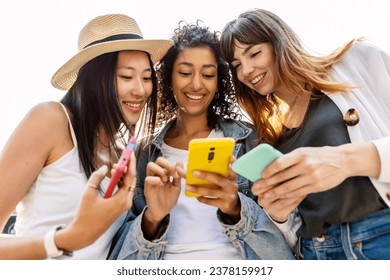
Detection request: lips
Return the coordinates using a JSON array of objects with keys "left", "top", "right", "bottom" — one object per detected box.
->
[
  {"left": 250, "top": 73, "right": 265, "bottom": 85},
  {"left": 185, "top": 93, "right": 205, "bottom": 100},
  {"left": 123, "top": 101, "right": 141, "bottom": 110}
]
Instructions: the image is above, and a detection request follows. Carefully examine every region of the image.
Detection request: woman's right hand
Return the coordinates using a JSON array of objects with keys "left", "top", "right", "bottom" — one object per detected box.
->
[
  {"left": 142, "top": 157, "right": 181, "bottom": 239},
  {"left": 254, "top": 182, "right": 304, "bottom": 223},
  {"left": 56, "top": 153, "right": 136, "bottom": 253},
  {"left": 0, "top": 153, "right": 136, "bottom": 260}
]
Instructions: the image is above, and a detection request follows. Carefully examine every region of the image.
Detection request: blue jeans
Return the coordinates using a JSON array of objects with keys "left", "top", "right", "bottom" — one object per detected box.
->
[{"left": 298, "top": 208, "right": 390, "bottom": 260}]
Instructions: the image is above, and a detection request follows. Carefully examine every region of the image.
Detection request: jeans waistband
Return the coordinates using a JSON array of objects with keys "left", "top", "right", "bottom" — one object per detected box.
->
[{"left": 297, "top": 207, "right": 390, "bottom": 259}]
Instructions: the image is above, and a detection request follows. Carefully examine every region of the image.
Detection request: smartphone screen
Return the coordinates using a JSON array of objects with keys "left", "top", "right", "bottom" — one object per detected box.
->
[{"left": 103, "top": 136, "right": 136, "bottom": 198}]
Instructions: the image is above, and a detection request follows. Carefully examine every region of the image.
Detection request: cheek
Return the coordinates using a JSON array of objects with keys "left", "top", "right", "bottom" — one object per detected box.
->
[
  {"left": 209, "top": 79, "right": 218, "bottom": 93},
  {"left": 171, "top": 75, "right": 185, "bottom": 90},
  {"left": 116, "top": 79, "right": 125, "bottom": 98},
  {"left": 146, "top": 83, "right": 153, "bottom": 97},
  {"left": 236, "top": 71, "right": 245, "bottom": 83}
]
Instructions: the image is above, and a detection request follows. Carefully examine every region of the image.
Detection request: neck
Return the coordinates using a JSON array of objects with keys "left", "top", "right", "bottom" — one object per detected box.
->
[
  {"left": 274, "top": 88, "right": 311, "bottom": 129},
  {"left": 286, "top": 95, "right": 311, "bottom": 128},
  {"left": 164, "top": 113, "right": 211, "bottom": 149}
]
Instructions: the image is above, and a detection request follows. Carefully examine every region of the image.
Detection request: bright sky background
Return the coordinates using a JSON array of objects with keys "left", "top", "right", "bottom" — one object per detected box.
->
[{"left": 1, "top": 0, "right": 390, "bottom": 150}]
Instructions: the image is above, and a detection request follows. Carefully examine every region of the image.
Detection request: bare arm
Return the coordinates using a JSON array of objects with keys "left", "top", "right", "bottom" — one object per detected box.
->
[
  {"left": 0, "top": 102, "right": 136, "bottom": 259},
  {"left": 261, "top": 142, "right": 380, "bottom": 198},
  {"left": 253, "top": 142, "right": 381, "bottom": 222},
  {"left": 0, "top": 102, "right": 60, "bottom": 230},
  {"left": 0, "top": 164, "right": 135, "bottom": 259}
]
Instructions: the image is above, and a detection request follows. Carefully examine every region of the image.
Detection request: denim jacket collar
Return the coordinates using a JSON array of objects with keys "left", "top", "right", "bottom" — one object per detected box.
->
[{"left": 150, "top": 117, "right": 254, "bottom": 151}]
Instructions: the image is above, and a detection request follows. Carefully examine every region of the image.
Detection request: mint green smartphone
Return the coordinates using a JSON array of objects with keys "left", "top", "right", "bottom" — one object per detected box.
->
[{"left": 231, "top": 143, "right": 282, "bottom": 182}]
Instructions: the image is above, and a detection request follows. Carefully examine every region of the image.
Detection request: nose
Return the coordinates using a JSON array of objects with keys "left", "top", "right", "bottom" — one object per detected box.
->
[
  {"left": 241, "top": 61, "right": 254, "bottom": 77},
  {"left": 131, "top": 77, "right": 146, "bottom": 97},
  {"left": 190, "top": 73, "right": 202, "bottom": 91}
]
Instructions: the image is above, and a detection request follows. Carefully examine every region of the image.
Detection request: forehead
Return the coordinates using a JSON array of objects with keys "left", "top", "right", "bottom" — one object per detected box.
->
[
  {"left": 117, "top": 50, "right": 150, "bottom": 64},
  {"left": 233, "top": 39, "right": 250, "bottom": 50},
  {"left": 175, "top": 47, "right": 217, "bottom": 65},
  {"left": 232, "top": 40, "right": 273, "bottom": 59}
]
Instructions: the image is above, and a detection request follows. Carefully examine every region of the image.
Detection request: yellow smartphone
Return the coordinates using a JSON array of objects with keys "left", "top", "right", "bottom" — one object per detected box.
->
[{"left": 186, "top": 137, "right": 235, "bottom": 197}]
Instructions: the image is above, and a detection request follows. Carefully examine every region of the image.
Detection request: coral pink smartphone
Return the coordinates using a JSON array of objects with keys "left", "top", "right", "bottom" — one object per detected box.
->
[{"left": 103, "top": 136, "right": 136, "bottom": 198}]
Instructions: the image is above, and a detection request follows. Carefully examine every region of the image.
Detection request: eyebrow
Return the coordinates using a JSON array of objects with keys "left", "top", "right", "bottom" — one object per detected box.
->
[
  {"left": 178, "top": 62, "right": 217, "bottom": 69},
  {"left": 233, "top": 45, "right": 254, "bottom": 61}
]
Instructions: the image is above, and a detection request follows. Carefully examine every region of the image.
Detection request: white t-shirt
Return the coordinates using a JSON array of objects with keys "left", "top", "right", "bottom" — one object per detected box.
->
[{"left": 161, "top": 129, "right": 242, "bottom": 260}]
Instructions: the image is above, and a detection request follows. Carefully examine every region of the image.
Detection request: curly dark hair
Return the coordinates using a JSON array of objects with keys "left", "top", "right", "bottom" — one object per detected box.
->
[{"left": 156, "top": 20, "right": 240, "bottom": 129}]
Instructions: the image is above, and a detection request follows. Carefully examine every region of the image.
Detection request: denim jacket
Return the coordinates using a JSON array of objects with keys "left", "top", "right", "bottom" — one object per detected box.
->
[{"left": 108, "top": 118, "right": 294, "bottom": 260}]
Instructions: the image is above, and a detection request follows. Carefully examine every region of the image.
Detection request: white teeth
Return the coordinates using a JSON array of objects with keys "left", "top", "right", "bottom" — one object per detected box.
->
[
  {"left": 185, "top": 93, "right": 203, "bottom": 100},
  {"left": 124, "top": 102, "right": 140, "bottom": 108},
  {"left": 251, "top": 73, "right": 265, "bottom": 84}
]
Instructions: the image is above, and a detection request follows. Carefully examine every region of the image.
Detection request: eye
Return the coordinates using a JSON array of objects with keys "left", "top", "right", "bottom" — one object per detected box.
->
[
  {"left": 119, "top": 75, "right": 132, "bottom": 80},
  {"left": 178, "top": 71, "right": 191, "bottom": 77},
  {"left": 203, "top": 73, "right": 216, "bottom": 79},
  {"left": 143, "top": 76, "right": 152, "bottom": 81},
  {"left": 231, "top": 62, "right": 241, "bottom": 71},
  {"left": 250, "top": 50, "right": 261, "bottom": 58}
]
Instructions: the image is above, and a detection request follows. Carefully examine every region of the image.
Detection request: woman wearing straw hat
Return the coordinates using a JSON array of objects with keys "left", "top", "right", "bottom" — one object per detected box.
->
[{"left": 0, "top": 14, "right": 172, "bottom": 259}]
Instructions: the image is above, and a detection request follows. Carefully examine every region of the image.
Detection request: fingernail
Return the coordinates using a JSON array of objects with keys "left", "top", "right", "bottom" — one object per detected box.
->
[
  {"left": 193, "top": 171, "right": 202, "bottom": 177},
  {"left": 98, "top": 165, "right": 108, "bottom": 176}
]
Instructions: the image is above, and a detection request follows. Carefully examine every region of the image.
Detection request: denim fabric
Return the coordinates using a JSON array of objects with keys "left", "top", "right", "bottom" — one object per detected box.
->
[
  {"left": 219, "top": 192, "right": 295, "bottom": 259},
  {"left": 299, "top": 208, "right": 390, "bottom": 260},
  {"left": 108, "top": 118, "right": 294, "bottom": 260}
]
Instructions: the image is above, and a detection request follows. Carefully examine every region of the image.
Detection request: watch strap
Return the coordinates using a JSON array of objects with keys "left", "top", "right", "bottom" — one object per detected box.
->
[{"left": 44, "top": 225, "right": 73, "bottom": 258}]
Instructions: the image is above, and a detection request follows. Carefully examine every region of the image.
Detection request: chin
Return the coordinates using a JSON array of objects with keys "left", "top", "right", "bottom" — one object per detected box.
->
[
  {"left": 125, "top": 114, "right": 140, "bottom": 126},
  {"left": 253, "top": 89, "right": 268, "bottom": 97}
]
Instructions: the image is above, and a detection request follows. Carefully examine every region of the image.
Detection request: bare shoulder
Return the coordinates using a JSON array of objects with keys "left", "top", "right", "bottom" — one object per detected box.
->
[
  {"left": 7, "top": 101, "right": 74, "bottom": 165},
  {"left": 12, "top": 101, "right": 71, "bottom": 149},
  {"left": 26, "top": 101, "right": 69, "bottom": 125}
]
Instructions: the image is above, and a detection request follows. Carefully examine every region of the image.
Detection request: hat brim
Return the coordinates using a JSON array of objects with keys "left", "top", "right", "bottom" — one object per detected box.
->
[{"left": 51, "top": 39, "right": 173, "bottom": 90}]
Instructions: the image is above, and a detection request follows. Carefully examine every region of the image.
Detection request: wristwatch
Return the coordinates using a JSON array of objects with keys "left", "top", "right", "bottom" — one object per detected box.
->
[{"left": 44, "top": 225, "right": 73, "bottom": 258}]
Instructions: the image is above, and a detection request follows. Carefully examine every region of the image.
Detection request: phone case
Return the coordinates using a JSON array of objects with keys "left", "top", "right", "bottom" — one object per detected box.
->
[
  {"left": 103, "top": 136, "right": 136, "bottom": 198},
  {"left": 231, "top": 143, "right": 282, "bottom": 182},
  {"left": 186, "top": 137, "right": 235, "bottom": 197}
]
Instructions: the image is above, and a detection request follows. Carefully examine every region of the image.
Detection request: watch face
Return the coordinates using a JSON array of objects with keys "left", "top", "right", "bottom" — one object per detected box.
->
[{"left": 2, "top": 213, "right": 16, "bottom": 235}]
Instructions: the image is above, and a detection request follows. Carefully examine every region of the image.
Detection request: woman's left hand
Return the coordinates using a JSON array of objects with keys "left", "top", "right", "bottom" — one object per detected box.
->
[
  {"left": 177, "top": 156, "right": 241, "bottom": 219},
  {"left": 253, "top": 145, "right": 369, "bottom": 200}
]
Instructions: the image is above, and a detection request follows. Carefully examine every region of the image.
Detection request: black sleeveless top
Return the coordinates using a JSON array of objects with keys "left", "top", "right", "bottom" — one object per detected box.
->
[{"left": 276, "top": 92, "right": 386, "bottom": 238}]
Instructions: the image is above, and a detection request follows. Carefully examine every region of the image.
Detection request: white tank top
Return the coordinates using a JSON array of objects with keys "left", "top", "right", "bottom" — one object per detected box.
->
[{"left": 15, "top": 103, "right": 126, "bottom": 259}]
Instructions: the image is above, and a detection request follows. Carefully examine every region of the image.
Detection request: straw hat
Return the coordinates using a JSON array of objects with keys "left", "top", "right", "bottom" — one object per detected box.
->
[{"left": 51, "top": 14, "right": 173, "bottom": 90}]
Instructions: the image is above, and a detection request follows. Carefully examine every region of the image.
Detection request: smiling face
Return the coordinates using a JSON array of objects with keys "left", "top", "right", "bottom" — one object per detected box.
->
[
  {"left": 231, "top": 40, "right": 281, "bottom": 96},
  {"left": 116, "top": 50, "right": 153, "bottom": 125},
  {"left": 171, "top": 47, "right": 218, "bottom": 118}
]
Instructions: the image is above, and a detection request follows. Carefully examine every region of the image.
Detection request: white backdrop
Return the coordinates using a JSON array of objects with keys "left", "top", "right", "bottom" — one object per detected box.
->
[{"left": 1, "top": 0, "right": 389, "bottom": 149}]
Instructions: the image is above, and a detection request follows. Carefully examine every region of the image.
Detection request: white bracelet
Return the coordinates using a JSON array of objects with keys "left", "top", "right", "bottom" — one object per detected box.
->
[{"left": 43, "top": 225, "right": 66, "bottom": 258}]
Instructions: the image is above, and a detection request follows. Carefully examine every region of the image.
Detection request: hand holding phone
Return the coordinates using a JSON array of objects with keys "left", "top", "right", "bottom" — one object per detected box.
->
[
  {"left": 103, "top": 136, "right": 136, "bottom": 198},
  {"left": 186, "top": 137, "right": 235, "bottom": 197},
  {"left": 231, "top": 143, "right": 282, "bottom": 182}
]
